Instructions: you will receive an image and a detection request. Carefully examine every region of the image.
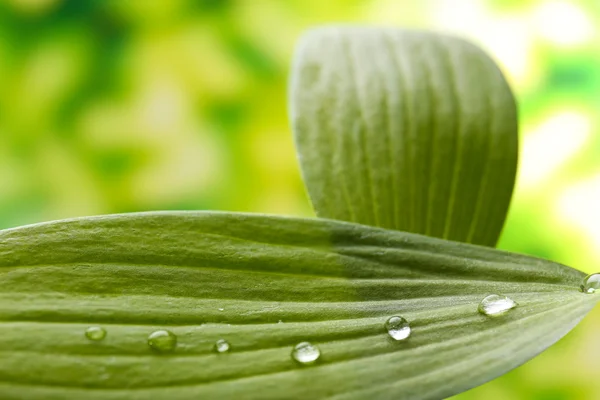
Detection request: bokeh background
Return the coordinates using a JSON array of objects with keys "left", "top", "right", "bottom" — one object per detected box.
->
[{"left": 0, "top": 0, "right": 599, "bottom": 398}]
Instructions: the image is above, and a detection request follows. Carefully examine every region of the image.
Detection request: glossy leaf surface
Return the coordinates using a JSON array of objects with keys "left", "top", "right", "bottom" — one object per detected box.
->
[{"left": 0, "top": 212, "right": 593, "bottom": 400}]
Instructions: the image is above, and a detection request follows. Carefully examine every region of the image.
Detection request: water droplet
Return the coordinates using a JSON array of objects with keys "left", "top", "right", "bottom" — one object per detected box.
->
[
  {"left": 218, "top": 308, "right": 224, "bottom": 311},
  {"left": 385, "top": 316, "right": 411, "bottom": 341},
  {"left": 291, "top": 342, "right": 320, "bottom": 364},
  {"left": 147, "top": 330, "right": 177, "bottom": 352},
  {"left": 85, "top": 326, "right": 107, "bottom": 341},
  {"left": 478, "top": 294, "right": 517, "bottom": 316},
  {"left": 214, "top": 339, "right": 230, "bottom": 353},
  {"left": 581, "top": 273, "right": 600, "bottom": 294}
]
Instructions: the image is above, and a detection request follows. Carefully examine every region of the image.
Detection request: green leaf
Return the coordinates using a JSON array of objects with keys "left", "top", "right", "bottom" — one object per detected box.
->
[
  {"left": 0, "top": 211, "right": 594, "bottom": 399},
  {"left": 290, "top": 27, "right": 518, "bottom": 246}
]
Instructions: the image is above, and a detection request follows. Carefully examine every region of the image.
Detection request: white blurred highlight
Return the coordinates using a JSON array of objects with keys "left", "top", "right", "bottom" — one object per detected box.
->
[
  {"left": 519, "top": 112, "right": 590, "bottom": 187},
  {"left": 533, "top": 1, "right": 595, "bottom": 46},
  {"left": 559, "top": 175, "right": 600, "bottom": 250},
  {"left": 478, "top": 16, "right": 534, "bottom": 86},
  {"left": 431, "top": 0, "right": 486, "bottom": 32},
  {"left": 430, "top": 0, "right": 534, "bottom": 86},
  {"left": 139, "top": 80, "right": 186, "bottom": 137}
]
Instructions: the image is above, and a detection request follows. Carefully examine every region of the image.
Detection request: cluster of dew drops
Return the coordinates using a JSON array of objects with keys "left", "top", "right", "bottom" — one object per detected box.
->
[{"left": 83, "top": 274, "right": 600, "bottom": 365}]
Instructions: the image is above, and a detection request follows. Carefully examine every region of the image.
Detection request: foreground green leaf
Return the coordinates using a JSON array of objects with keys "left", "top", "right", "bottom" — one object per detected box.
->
[
  {"left": 290, "top": 27, "right": 518, "bottom": 246},
  {"left": 0, "top": 212, "right": 594, "bottom": 399}
]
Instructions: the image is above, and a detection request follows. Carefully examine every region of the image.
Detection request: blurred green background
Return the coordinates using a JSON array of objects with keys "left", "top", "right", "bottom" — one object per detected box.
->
[{"left": 1, "top": 0, "right": 599, "bottom": 398}]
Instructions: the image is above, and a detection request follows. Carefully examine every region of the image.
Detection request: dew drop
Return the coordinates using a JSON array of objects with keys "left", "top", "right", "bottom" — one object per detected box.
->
[
  {"left": 214, "top": 339, "right": 230, "bottom": 353},
  {"left": 478, "top": 294, "right": 517, "bottom": 316},
  {"left": 85, "top": 326, "right": 107, "bottom": 341},
  {"left": 147, "top": 329, "right": 177, "bottom": 352},
  {"left": 581, "top": 273, "right": 600, "bottom": 294},
  {"left": 385, "top": 316, "right": 411, "bottom": 341},
  {"left": 218, "top": 308, "right": 224, "bottom": 311},
  {"left": 291, "top": 342, "right": 320, "bottom": 364}
]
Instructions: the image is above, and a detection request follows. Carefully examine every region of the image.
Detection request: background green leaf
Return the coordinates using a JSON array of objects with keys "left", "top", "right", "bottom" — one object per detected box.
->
[
  {"left": 290, "top": 27, "right": 519, "bottom": 247},
  {"left": 0, "top": 212, "right": 594, "bottom": 399}
]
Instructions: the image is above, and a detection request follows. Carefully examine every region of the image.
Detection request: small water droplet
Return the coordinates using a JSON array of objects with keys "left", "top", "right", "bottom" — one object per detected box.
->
[
  {"left": 85, "top": 326, "right": 107, "bottom": 341},
  {"left": 385, "top": 316, "right": 411, "bottom": 341},
  {"left": 478, "top": 294, "right": 517, "bottom": 316},
  {"left": 218, "top": 308, "right": 224, "bottom": 311},
  {"left": 214, "top": 339, "right": 230, "bottom": 353},
  {"left": 581, "top": 273, "right": 600, "bottom": 294},
  {"left": 291, "top": 342, "right": 320, "bottom": 364},
  {"left": 147, "top": 330, "right": 177, "bottom": 352}
]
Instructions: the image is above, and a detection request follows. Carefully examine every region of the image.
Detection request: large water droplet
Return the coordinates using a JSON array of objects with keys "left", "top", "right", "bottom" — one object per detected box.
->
[
  {"left": 385, "top": 316, "right": 411, "bottom": 341},
  {"left": 581, "top": 273, "right": 600, "bottom": 294},
  {"left": 214, "top": 339, "right": 230, "bottom": 353},
  {"left": 478, "top": 294, "right": 517, "bottom": 316},
  {"left": 147, "top": 330, "right": 177, "bottom": 352},
  {"left": 291, "top": 342, "right": 320, "bottom": 364},
  {"left": 85, "top": 326, "right": 107, "bottom": 341}
]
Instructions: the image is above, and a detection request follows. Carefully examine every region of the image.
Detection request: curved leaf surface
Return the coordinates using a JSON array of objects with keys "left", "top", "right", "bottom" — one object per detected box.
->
[
  {"left": 0, "top": 212, "right": 594, "bottom": 399},
  {"left": 290, "top": 27, "right": 518, "bottom": 246}
]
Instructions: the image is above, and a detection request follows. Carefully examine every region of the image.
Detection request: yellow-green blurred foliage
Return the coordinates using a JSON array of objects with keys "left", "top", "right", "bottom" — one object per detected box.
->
[{"left": 1, "top": 0, "right": 599, "bottom": 398}]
